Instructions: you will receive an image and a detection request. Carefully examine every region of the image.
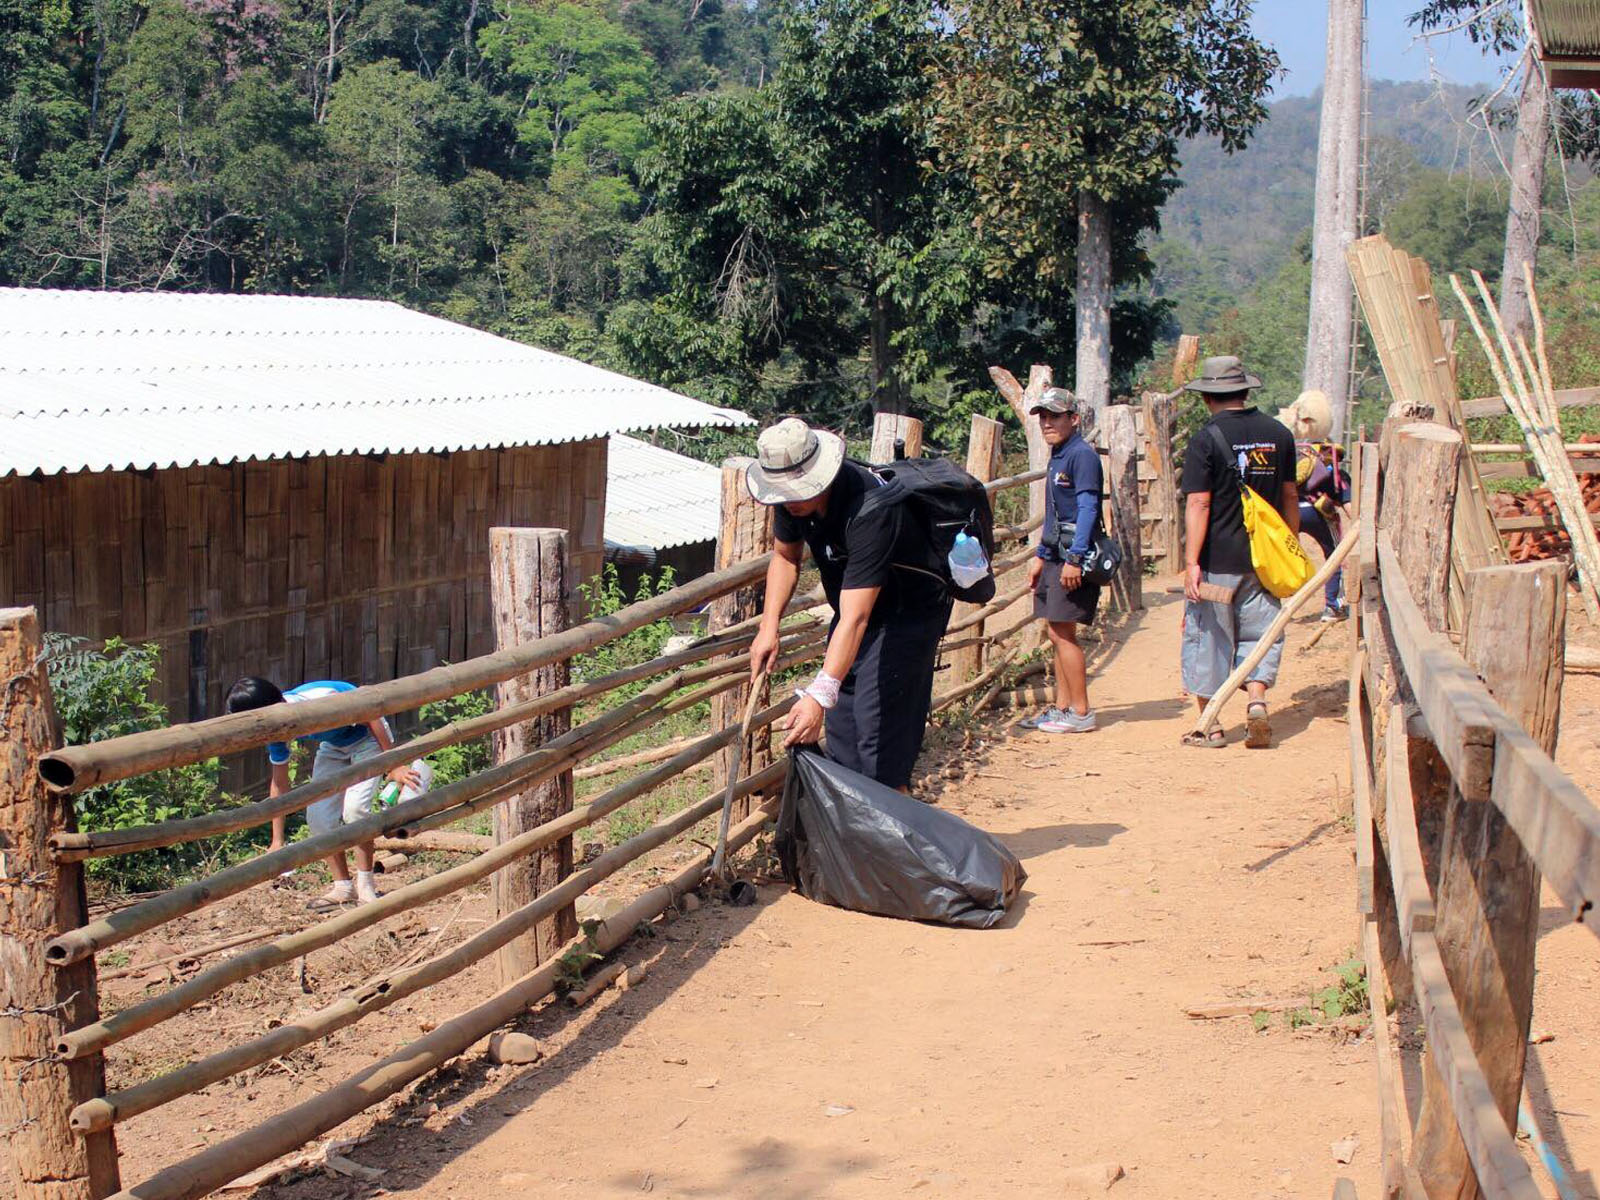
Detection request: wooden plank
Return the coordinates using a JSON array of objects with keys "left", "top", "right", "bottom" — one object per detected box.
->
[
  {"left": 1103, "top": 406, "right": 1143, "bottom": 613},
  {"left": 1349, "top": 650, "right": 1374, "bottom": 915},
  {"left": 1360, "top": 915, "right": 1423, "bottom": 1200},
  {"left": 1384, "top": 704, "right": 1436, "bottom": 955},
  {"left": 1412, "top": 562, "right": 1562, "bottom": 1192},
  {"left": 1377, "top": 423, "right": 1462, "bottom": 633},
  {"left": 869, "top": 413, "right": 924, "bottom": 463},
  {"left": 1379, "top": 535, "right": 1600, "bottom": 941},
  {"left": 1460, "top": 385, "right": 1600, "bottom": 420},
  {"left": 1376, "top": 533, "right": 1497, "bottom": 800},
  {"left": 1494, "top": 510, "right": 1600, "bottom": 534},
  {"left": 1474, "top": 453, "right": 1600, "bottom": 481},
  {"left": 1407, "top": 930, "right": 1543, "bottom": 1199}
]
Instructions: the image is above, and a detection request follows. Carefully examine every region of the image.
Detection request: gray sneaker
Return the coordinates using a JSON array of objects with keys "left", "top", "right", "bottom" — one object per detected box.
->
[
  {"left": 1019, "top": 706, "right": 1066, "bottom": 730},
  {"left": 1039, "top": 708, "right": 1097, "bottom": 734}
]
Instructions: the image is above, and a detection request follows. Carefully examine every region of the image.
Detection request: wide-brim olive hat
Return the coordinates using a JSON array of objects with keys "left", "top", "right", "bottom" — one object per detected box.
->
[
  {"left": 1185, "top": 355, "right": 1263, "bottom": 395},
  {"left": 745, "top": 417, "right": 847, "bottom": 505}
]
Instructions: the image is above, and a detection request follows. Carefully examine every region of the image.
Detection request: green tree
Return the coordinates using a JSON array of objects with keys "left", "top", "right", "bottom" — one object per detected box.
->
[
  {"left": 925, "top": 0, "right": 1279, "bottom": 416},
  {"left": 618, "top": 0, "right": 984, "bottom": 426}
]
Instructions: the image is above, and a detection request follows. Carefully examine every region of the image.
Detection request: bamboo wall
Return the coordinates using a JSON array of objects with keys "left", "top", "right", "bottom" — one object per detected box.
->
[{"left": 0, "top": 440, "right": 608, "bottom": 725}]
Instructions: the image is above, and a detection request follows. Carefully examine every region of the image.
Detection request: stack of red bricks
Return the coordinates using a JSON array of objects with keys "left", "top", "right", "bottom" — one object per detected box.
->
[{"left": 1491, "top": 433, "right": 1600, "bottom": 562}]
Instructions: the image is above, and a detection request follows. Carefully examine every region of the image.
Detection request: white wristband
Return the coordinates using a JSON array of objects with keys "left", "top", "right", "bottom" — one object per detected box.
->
[{"left": 796, "top": 670, "right": 842, "bottom": 710}]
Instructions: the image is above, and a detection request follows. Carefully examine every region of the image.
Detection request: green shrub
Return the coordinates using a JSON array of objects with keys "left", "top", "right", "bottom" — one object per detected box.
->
[
  {"left": 573, "top": 564, "right": 681, "bottom": 698},
  {"left": 41, "top": 635, "right": 261, "bottom": 893},
  {"left": 417, "top": 690, "right": 495, "bottom": 788}
]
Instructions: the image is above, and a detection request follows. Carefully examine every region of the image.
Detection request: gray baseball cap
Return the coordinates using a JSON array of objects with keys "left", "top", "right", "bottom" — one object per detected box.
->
[{"left": 1029, "top": 387, "right": 1078, "bottom": 415}]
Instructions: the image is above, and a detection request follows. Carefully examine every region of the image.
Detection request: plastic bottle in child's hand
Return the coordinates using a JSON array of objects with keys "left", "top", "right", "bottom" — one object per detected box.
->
[
  {"left": 947, "top": 531, "right": 990, "bottom": 589},
  {"left": 376, "top": 780, "right": 401, "bottom": 807}
]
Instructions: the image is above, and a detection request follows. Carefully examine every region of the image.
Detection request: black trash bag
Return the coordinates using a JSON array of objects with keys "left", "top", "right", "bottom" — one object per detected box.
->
[{"left": 776, "top": 749, "right": 1026, "bottom": 928}]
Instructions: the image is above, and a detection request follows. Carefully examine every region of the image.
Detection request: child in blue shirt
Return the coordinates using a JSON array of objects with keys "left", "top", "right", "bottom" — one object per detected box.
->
[{"left": 226, "top": 677, "right": 427, "bottom": 909}]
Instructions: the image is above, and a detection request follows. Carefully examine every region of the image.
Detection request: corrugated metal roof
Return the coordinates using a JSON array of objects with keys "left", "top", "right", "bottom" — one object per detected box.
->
[
  {"left": 605, "top": 435, "right": 723, "bottom": 551},
  {"left": 1530, "top": 0, "right": 1600, "bottom": 57},
  {"left": 0, "top": 288, "right": 751, "bottom": 476}
]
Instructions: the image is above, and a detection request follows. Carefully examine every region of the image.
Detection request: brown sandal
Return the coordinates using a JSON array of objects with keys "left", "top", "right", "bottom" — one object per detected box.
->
[
  {"left": 1245, "top": 702, "right": 1271, "bottom": 749},
  {"left": 1182, "top": 727, "right": 1227, "bottom": 749}
]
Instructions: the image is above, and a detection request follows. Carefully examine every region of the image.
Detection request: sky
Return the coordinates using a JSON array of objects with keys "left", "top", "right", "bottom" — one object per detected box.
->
[{"left": 1252, "top": 0, "right": 1518, "bottom": 97}]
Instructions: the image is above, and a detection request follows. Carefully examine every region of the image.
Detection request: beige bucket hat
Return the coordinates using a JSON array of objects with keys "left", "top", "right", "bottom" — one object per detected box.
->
[
  {"left": 1185, "top": 355, "right": 1263, "bottom": 395},
  {"left": 744, "top": 417, "right": 847, "bottom": 505}
]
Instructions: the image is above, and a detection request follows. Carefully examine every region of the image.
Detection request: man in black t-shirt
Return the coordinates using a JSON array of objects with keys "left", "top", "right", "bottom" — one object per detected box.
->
[
  {"left": 746, "top": 418, "right": 953, "bottom": 791},
  {"left": 1179, "top": 357, "right": 1299, "bottom": 749}
]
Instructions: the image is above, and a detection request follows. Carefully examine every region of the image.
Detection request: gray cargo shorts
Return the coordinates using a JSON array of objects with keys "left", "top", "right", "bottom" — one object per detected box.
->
[{"left": 1181, "top": 571, "right": 1283, "bottom": 698}]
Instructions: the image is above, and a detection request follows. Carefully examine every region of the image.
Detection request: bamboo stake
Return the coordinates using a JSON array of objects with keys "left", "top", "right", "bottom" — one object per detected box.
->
[
  {"left": 56, "top": 707, "right": 793, "bottom": 1062},
  {"left": 39, "top": 556, "right": 776, "bottom": 795},
  {"left": 40, "top": 638, "right": 822, "bottom": 968},
  {"left": 98, "top": 800, "right": 780, "bottom": 1200},
  {"left": 1451, "top": 271, "right": 1600, "bottom": 625},
  {"left": 711, "top": 668, "right": 768, "bottom": 882},
  {"left": 70, "top": 758, "right": 788, "bottom": 1134},
  {"left": 1184, "top": 529, "right": 1359, "bottom": 739},
  {"left": 984, "top": 469, "right": 1047, "bottom": 493}
]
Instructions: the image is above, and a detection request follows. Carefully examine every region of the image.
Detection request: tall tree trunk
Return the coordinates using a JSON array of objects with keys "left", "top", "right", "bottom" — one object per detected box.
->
[
  {"left": 1499, "top": 55, "right": 1550, "bottom": 342},
  {"left": 1075, "top": 189, "right": 1112, "bottom": 427},
  {"left": 1303, "top": 0, "right": 1363, "bottom": 442},
  {"left": 869, "top": 288, "right": 906, "bottom": 415}
]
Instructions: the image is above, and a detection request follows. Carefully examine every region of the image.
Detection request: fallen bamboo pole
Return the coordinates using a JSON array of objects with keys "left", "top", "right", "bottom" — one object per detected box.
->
[
  {"left": 40, "top": 639, "right": 819, "bottom": 968},
  {"left": 56, "top": 712, "right": 791, "bottom": 1062},
  {"left": 573, "top": 736, "right": 702, "bottom": 780},
  {"left": 373, "top": 831, "right": 491, "bottom": 855},
  {"left": 96, "top": 928, "right": 276, "bottom": 983},
  {"left": 38, "top": 555, "right": 775, "bottom": 795},
  {"left": 99, "top": 799, "right": 780, "bottom": 1200},
  {"left": 48, "top": 625, "right": 822, "bottom": 864},
  {"left": 74, "top": 768, "right": 785, "bottom": 1138},
  {"left": 933, "top": 647, "right": 1019, "bottom": 714},
  {"left": 1184, "top": 528, "right": 1358, "bottom": 740}
]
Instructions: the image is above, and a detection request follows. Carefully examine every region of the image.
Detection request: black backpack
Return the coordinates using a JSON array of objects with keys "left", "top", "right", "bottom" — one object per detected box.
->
[{"left": 855, "top": 457, "right": 997, "bottom": 603}]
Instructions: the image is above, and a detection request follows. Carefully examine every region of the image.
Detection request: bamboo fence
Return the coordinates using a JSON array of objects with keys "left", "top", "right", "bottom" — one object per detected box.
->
[{"left": 2, "top": 414, "right": 1107, "bottom": 1200}]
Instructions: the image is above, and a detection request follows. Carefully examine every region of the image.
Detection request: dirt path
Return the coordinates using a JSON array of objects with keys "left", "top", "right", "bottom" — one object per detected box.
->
[{"left": 277, "top": 593, "right": 1379, "bottom": 1199}]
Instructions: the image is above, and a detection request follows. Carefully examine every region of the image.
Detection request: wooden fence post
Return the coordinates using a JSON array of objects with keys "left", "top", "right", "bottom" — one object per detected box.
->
[
  {"left": 1103, "top": 405, "right": 1144, "bottom": 612},
  {"left": 488, "top": 529, "right": 574, "bottom": 985},
  {"left": 949, "top": 416, "right": 1003, "bottom": 683},
  {"left": 989, "top": 364, "right": 1052, "bottom": 525},
  {"left": 1171, "top": 334, "right": 1200, "bottom": 389},
  {"left": 870, "top": 413, "right": 923, "bottom": 463},
  {"left": 710, "top": 460, "right": 774, "bottom": 819},
  {"left": 1410, "top": 561, "right": 1564, "bottom": 1196},
  {"left": 1139, "top": 390, "right": 1181, "bottom": 572},
  {"left": 0, "top": 607, "right": 120, "bottom": 1199}
]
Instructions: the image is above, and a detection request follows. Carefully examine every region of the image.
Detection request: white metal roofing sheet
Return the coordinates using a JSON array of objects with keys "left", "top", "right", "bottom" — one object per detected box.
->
[
  {"left": 0, "top": 288, "right": 750, "bottom": 476},
  {"left": 604, "top": 435, "right": 723, "bottom": 551},
  {"left": 1530, "top": 0, "right": 1600, "bottom": 56}
]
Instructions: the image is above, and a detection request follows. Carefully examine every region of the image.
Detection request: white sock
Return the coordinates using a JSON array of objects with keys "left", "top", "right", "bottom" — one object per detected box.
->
[{"left": 355, "top": 870, "right": 375, "bottom": 890}]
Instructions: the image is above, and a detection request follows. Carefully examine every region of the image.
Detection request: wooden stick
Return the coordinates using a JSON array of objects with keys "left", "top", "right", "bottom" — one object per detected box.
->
[
  {"left": 97, "top": 928, "right": 276, "bottom": 983},
  {"left": 99, "top": 801, "right": 781, "bottom": 1200},
  {"left": 711, "top": 667, "right": 767, "bottom": 882},
  {"left": 373, "top": 831, "right": 491, "bottom": 855},
  {"left": 565, "top": 960, "right": 628, "bottom": 1006},
  {"left": 38, "top": 555, "right": 774, "bottom": 795},
  {"left": 1185, "top": 528, "right": 1358, "bottom": 738},
  {"left": 70, "top": 760, "right": 789, "bottom": 1134},
  {"left": 56, "top": 710, "right": 794, "bottom": 1061}
]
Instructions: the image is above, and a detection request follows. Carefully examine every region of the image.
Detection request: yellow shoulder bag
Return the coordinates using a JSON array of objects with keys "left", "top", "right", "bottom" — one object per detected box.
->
[{"left": 1207, "top": 425, "right": 1315, "bottom": 599}]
